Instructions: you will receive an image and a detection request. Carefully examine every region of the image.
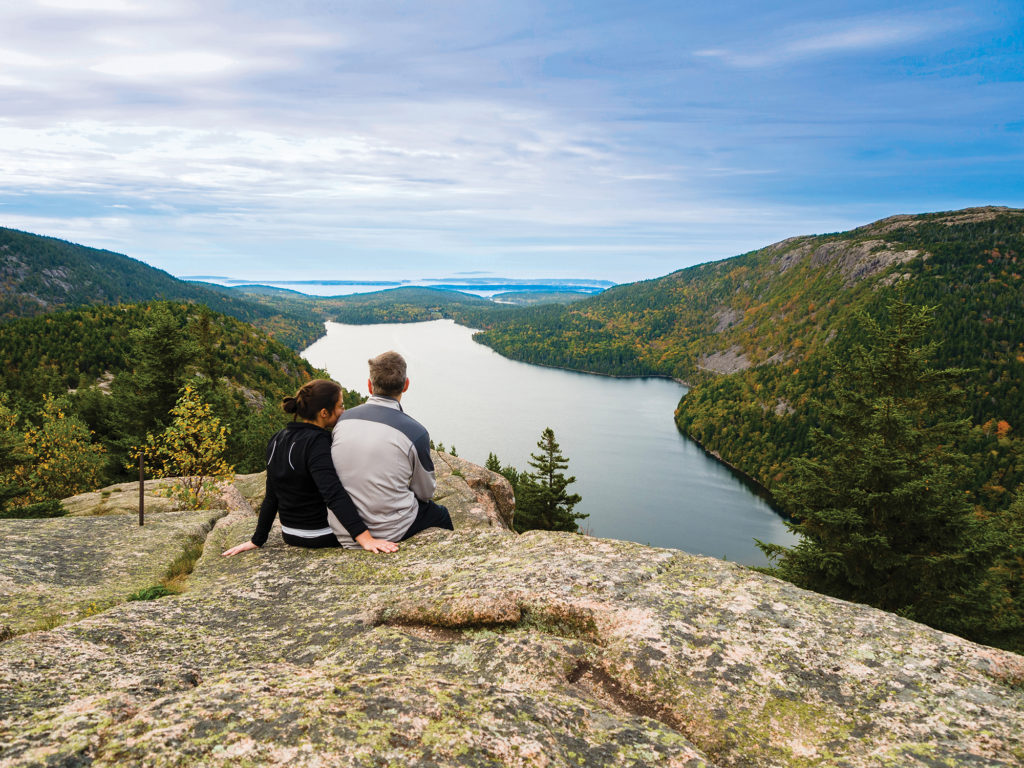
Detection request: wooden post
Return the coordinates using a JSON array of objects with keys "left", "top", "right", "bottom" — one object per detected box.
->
[{"left": 138, "top": 453, "right": 145, "bottom": 527}]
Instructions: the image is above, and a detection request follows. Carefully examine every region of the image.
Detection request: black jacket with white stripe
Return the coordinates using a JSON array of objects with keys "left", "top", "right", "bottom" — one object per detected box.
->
[{"left": 251, "top": 421, "right": 367, "bottom": 547}]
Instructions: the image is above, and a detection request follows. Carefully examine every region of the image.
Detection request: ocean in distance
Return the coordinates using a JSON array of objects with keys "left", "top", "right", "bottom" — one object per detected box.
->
[
  {"left": 303, "top": 319, "right": 797, "bottom": 566},
  {"left": 189, "top": 277, "right": 612, "bottom": 298}
]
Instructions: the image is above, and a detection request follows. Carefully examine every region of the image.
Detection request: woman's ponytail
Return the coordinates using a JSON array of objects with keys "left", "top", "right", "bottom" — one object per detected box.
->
[{"left": 282, "top": 380, "right": 342, "bottom": 421}]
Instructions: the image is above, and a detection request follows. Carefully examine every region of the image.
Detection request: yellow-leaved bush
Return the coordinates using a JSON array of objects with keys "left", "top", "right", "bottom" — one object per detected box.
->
[
  {"left": 132, "top": 384, "right": 234, "bottom": 509},
  {"left": 14, "top": 395, "right": 107, "bottom": 503}
]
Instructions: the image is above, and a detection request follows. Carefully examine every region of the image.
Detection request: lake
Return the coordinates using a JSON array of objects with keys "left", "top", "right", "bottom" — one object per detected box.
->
[{"left": 303, "top": 319, "right": 796, "bottom": 565}]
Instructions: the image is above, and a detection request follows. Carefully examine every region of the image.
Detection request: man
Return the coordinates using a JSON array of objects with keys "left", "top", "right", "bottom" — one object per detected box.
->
[{"left": 329, "top": 350, "right": 453, "bottom": 547}]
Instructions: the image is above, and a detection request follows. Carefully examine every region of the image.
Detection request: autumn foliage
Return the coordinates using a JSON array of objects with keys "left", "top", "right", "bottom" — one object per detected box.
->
[{"left": 133, "top": 385, "right": 234, "bottom": 509}]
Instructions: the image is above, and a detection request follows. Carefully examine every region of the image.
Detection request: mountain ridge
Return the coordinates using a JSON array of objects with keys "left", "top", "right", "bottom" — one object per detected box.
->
[
  {"left": 0, "top": 227, "right": 322, "bottom": 349},
  {"left": 462, "top": 206, "right": 1024, "bottom": 511}
]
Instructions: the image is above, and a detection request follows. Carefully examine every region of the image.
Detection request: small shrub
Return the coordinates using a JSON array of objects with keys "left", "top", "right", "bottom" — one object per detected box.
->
[
  {"left": 131, "top": 385, "right": 234, "bottom": 509},
  {"left": 0, "top": 500, "right": 65, "bottom": 519}
]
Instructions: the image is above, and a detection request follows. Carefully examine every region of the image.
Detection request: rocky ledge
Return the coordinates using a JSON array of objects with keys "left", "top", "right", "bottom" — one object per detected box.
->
[{"left": 1, "top": 454, "right": 1022, "bottom": 767}]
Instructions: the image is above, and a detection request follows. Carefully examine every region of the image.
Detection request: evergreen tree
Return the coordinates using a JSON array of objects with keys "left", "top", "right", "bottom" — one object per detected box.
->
[
  {"left": 109, "top": 303, "right": 199, "bottom": 449},
  {"left": 983, "top": 487, "right": 1024, "bottom": 651},
  {"left": 485, "top": 451, "right": 522, "bottom": 497},
  {"left": 514, "top": 427, "right": 585, "bottom": 533},
  {"left": 224, "top": 401, "right": 288, "bottom": 474},
  {"left": 499, "top": 464, "right": 521, "bottom": 496},
  {"left": 485, "top": 452, "right": 502, "bottom": 472},
  {"left": 758, "top": 294, "right": 997, "bottom": 639},
  {"left": 134, "top": 384, "right": 234, "bottom": 509},
  {"left": 190, "top": 305, "right": 223, "bottom": 380}
]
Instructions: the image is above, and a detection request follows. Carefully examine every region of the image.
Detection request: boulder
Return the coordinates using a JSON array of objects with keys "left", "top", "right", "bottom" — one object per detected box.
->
[
  {"left": 0, "top": 463, "right": 1021, "bottom": 767},
  {"left": 232, "top": 471, "right": 267, "bottom": 510},
  {"left": 432, "top": 449, "right": 515, "bottom": 530}
]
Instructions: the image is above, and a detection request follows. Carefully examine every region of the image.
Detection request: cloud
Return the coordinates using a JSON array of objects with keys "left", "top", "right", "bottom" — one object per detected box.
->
[
  {"left": 0, "top": 2, "right": 1018, "bottom": 282},
  {"left": 34, "top": 0, "right": 151, "bottom": 13},
  {"left": 693, "top": 11, "right": 963, "bottom": 68},
  {"left": 91, "top": 52, "right": 237, "bottom": 79}
]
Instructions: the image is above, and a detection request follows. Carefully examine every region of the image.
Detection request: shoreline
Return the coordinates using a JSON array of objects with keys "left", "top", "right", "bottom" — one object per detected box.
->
[
  {"left": 467, "top": 333, "right": 784, "bottom": 515},
  {"left": 314, "top": 317, "right": 783, "bottom": 519},
  {"left": 679, "top": 428, "right": 786, "bottom": 516},
  {"left": 467, "top": 332, "right": 693, "bottom": 388}
]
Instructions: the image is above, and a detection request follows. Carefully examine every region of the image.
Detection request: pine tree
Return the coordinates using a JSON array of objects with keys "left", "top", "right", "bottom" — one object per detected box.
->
[
  {"left": 514, "top": 427, "right": 585, "bottom": 533},
  {"left": 759, "top": 293, "right": 997, "bottom": 638},
  {"left": 485, "top": 451, "right": 522, "bottom": 497},
  {"left": 109, "top": 303, "right": 198, "bottom": 454},
  {"left": 134, "top": 384, "right": 234, "bottom": 509},
  {"left": 983, "top": 487, "right": 1024, "bottom": 652}
]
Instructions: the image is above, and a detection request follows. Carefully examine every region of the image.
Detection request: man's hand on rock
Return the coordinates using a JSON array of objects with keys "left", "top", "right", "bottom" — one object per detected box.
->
[{"left": 355, "top": 531, "right": 399, "bottom": 553}]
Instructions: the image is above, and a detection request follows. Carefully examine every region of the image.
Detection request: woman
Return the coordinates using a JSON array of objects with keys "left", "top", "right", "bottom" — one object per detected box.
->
[{"left": 222, "top": 379, "right": 399, "bottom": 556}]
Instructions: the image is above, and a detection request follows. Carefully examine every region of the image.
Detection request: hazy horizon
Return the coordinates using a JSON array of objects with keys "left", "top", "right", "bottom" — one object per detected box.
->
[{"left": 185, "top": 274, "right": 617, "bottom": 298}]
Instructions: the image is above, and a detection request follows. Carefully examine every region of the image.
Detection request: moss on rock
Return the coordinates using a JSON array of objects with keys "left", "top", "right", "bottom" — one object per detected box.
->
[
  {"left": 1, "top": 464, "right": 1022, "bottom": 767},
  {"left": 0, "top": 509, "right": 225, "bottom": 636}
]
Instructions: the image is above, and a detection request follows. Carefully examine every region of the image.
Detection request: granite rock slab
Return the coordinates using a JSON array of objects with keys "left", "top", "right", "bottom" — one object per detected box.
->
[
  {"left": 1, "top": 464, "right": 1022, "bottom": 767},
  {"left": 0, "top": 510, "right": 225, "bottom": 636}
]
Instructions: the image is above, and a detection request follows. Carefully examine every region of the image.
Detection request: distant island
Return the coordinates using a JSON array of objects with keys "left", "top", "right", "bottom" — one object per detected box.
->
[{"left": 181, "top": 275, "right": 615, "bottom": 299}]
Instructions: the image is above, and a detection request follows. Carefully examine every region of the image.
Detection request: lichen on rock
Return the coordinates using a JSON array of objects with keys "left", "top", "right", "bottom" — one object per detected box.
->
[
  {"left": 1, "top": 459, "right": 1022, "bottom": 767},
  {"left": 0, "top": 509, "right": 224, "bottom": 635}
]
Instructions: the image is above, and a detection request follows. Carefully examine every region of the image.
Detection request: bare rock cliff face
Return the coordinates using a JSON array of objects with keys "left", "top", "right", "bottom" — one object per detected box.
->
[{"left": 1, "top": 454, "right": 1022, "bottom": 767}]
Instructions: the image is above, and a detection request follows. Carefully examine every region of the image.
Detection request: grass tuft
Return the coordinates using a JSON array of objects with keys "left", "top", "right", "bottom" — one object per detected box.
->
[
  {"left": 160, "top": 533, "right": 207, "bottom": 593},
  {"left": 127, "top": 585, "right": 176, "bottom": 601}
]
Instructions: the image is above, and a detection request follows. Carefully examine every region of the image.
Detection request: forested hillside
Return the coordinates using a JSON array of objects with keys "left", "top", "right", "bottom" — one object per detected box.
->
[
  {"left": 0, "top": 227, "right": 323, "bottom": 349},
  {"left": 466, "top": 207, "right": 1024, "bottom": 516},
  {"left": 0, "top": 301, "right": 362, "bottom": 491},
  {"left": 223, "top": 285, "right": 508, "bottom": 326},
  {"left": 258, "top": 208, "right": 1023, "bottom": 518}
]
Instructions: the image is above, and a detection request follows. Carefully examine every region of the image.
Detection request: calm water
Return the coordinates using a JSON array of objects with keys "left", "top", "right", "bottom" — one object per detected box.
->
[{"left": 303, "top": 320, "right": 796, "bottom": 565}]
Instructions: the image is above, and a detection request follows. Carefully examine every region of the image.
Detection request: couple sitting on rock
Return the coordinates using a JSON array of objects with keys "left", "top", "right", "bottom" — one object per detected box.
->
[{"left": 222, "top": 350, "right": 453, "bottom": 557}]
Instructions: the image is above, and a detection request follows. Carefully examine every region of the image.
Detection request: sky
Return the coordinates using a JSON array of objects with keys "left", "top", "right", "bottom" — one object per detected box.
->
[{"left": 0, "top": 0, "right": 1022, "bottom": 283}]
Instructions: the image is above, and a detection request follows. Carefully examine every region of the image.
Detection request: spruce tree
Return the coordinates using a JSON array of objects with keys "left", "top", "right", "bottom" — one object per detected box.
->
[
  {"left": 759, "top": 293, "right": 997, "bottom": 638},
  {"left": 514, "top": 427, "right": 585, "bottom": 533},
  {"left": 485, "top": 452, "right": 502, "bottom": 472},
  {"left": 983, "top": 487, "right": 1024, "bottom": 651},
  {"left": 110, "top": 303, "right": 198, "bottom": 449}
]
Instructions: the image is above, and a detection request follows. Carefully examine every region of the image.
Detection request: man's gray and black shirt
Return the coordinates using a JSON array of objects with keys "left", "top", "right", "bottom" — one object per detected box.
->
[{"left": 329, "top": 395, "right": 436, "bottom": 547}]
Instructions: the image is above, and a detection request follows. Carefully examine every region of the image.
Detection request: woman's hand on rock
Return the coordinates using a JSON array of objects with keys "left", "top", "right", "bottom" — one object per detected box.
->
[{"left": 222, "top": 540, "right": 259, "bottom": 557}]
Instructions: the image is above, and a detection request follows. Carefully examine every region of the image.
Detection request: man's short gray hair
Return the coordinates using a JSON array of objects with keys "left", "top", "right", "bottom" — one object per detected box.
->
[{"left": 368, "top": 350, "right": 407, "bottom": 397}]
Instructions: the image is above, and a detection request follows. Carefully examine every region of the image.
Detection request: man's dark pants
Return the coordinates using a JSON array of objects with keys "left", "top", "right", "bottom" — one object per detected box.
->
[{"left": 400, "top": 499, "right": 454, "bottom": 541}]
